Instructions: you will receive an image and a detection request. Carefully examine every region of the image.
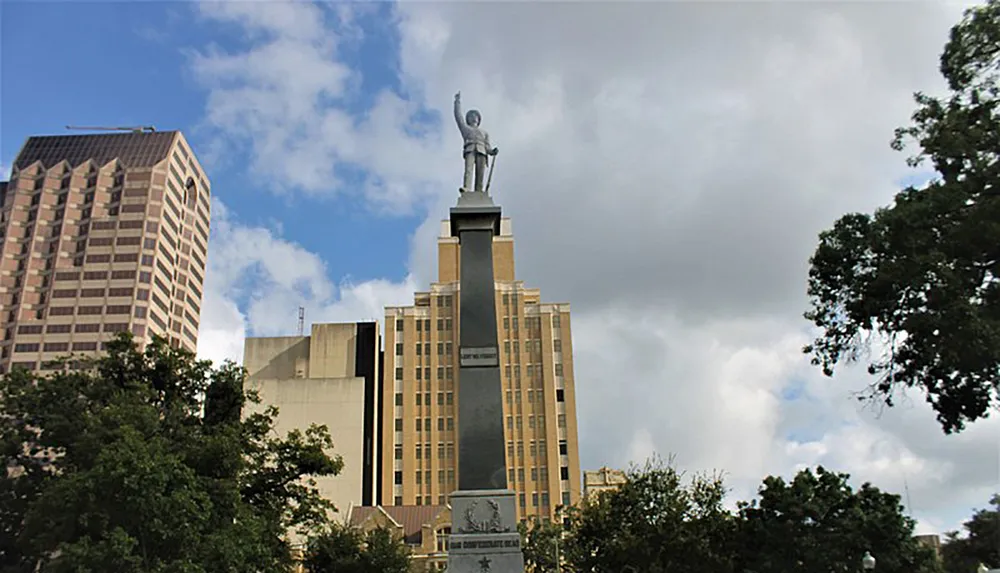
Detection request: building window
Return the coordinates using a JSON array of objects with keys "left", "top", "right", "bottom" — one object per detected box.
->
[
  {"left": 556, "top": 389, "right": 565, "bottom": 402},
  {"left": 395, "top": 342, "right": 403, "bottom": 355},
  {"left": 437, "top": 418, "right": 444, "bottom": 431},
  {"left": 416, "top": 445, "right": 422, "bottom": 460},
  {"left": 396, "top": 319, "right": 404, "bottom": 331},
  {"left": 395, "top": 368, "right": 403, "bottom": 380},
  {"left": 394, "top": 445, "right": 402, "bottom": 460},
  {"left": 554, "top": 339, "right": 562, "bottom": 352},
  {"left": 562, "top": 492, "right": 571, "bottom": 506},
  {"left": 395, "top": 393, "right": 403, "bottom": 406},
  {"left": 394, "top": 471, "right": 402, "bottom": 485},
  {"left": 560, "top": 467, "right": 570, "bottom": 480},
  {"left": 395, "top": 419, "right": 403, "bottom": 431},
  {"left": 447, "top": 418, "right": 454, "bottom": 431},
  {"left": 558, "top": 414, "right": 566, "bottom": 428},
  {"left": 559, "top": 440, "right": 567, "bottom": 455},
  {"left": 416, "top": 419, "right": 422, "bottom": 432},
  {"left": 416, "top": 344, "right": 422, "bottom": 356},
  {"left": 394, "top": 496, "right": 403, "bottom": 505},
  {"left": 436, "top": 528, "right": 451, "bottom": 552},
  {"left": 416, "top": 394, "right": 422, "bottom": 406},
  {"left": 532, "top": 493, "right": 539, "bottom": 506},
  {"left": 416, "top": 320, "right": 422, "bottom": 332},
  {"left": 555, "top": 364, "right": 564, "bottom": 376},
  {"left": 415, "top": 368, "right": 422, "bottom": 380}
]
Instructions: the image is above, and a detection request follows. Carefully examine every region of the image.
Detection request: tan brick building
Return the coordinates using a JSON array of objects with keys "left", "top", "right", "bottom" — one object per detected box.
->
[
  {"left": 381, "top": 218, "right": 581, "bottom": 522},
  {"left": 583, "top": 467, "right": 627, "bottom": 500},
  {"left": 0, "top": 130, "right": 211, "bottom": 371}
]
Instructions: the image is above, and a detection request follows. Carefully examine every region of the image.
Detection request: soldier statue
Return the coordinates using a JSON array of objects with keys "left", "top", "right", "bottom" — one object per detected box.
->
[{"left": 454, "top": 91, "right": 498, "bottom": 194}]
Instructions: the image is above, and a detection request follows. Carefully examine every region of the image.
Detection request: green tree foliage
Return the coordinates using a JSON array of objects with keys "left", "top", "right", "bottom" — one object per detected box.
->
[
  {"left": 303, "top": 525, "right": 410, "bottom": 573},
  {"left": 736, "top": 466, "right": 940, "bottom": 573},
  {"left": 0, "top": 334, "right": 343, "bottom": 573},
  {"left": 519, "top": 515, "right": 564, "bottom": 572},
  {"left": 942, "top": 495, "right": 1000, "bottom": 573},
  {"left": 803, "top": 0, "right": 1000, "bottom": 434},
  {"left": 561, "top": 457, "right": 734, "bottom": 573}
]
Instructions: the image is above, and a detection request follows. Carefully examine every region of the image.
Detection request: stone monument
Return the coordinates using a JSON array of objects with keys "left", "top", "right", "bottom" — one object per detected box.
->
[{"left": 447, "top": 93, "right": 524, "bottom": 573}]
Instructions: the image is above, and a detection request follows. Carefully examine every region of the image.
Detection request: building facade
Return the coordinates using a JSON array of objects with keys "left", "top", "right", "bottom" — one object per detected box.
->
[
  {"left": 583, "top": 467, "right": 627, "bottom": 500},
  {"left": 243, "top": 322, "right": 382, "bottom": 519},
  {"left": 349, "top": 504, "right": 451, "bottom": 571},
  {"left": 0, "top": 131, "right": 211, "bottom": 371},
  {"left": 381, "top": 218, "right": 581, "bottom": 521}
]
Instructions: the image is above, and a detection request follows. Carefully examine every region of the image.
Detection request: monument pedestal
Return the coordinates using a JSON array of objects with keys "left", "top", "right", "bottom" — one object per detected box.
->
[{"left": 447, "top": 490, "right": 524, "bottom": 573}]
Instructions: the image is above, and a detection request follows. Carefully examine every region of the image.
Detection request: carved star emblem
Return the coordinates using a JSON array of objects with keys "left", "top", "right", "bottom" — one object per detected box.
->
[{"left": 478, "top": 556, "right": 492, "bottom": 571}]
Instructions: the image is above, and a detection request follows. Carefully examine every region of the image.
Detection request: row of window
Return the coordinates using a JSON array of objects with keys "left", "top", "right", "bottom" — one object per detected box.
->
[{"left": 398, "top": 391, "right": 457, "bottom": 408}]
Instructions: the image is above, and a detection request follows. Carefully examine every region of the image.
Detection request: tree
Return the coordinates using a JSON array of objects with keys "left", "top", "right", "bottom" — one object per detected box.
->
[
  {"left": 302, "top": 525, "right": 410, "bottom": 573},
  {"left": 0, "top": 334, "right": 343, "bottom": 572},
  {"left": 561, "top": 457, "right": 735, "bottom": 573},
  {"left": 519, "top": 515, "right": 564, "bottom": 573},
  {"left": 803, "top": 0, "right": 1000, "bottom": 433},
  {"left": 942, "top": 495, "right": 1000, "bottom": 573},
  {"left": 736, "top": 466, "right": 940, "bottom": 573}
]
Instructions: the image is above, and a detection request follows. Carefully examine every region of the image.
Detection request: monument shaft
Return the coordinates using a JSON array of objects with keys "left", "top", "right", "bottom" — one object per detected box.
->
[{"left": 453, "top": 205, "right": 507, "bottom": 491}]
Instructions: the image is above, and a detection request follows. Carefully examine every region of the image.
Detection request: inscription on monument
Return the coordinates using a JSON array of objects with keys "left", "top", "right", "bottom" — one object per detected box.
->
[
  {"left": 454, "top": 538, "right": 521, "bottom": 550},
  {"left": 460, "top": 346, "right": 499, "bottom": 368}
]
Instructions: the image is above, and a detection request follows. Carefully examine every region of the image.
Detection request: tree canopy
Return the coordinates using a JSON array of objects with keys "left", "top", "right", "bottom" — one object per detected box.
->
[
  {"left": 302, "top": 525, "right": 411, "bottom": 573},
  {"left": 561, "top": 458, "right": 735, "bottom": 573},
  {"left": 803, "top": 0, "right": 1000, "bottom": 433},
  {"left": 736, "top": 466, "right": 939, "bottom": 573},
  {"left": 0, "top": 334, "right": 343, "bottom": 573},
  {"left": 519, "top": 515, "right": 565, "bottom": 573},
  {"left": 942, "top": 495, "right": 1000, "bottom": 573},
  {"left": 557, "top": 461, "right": 937, "bottom": 573}
]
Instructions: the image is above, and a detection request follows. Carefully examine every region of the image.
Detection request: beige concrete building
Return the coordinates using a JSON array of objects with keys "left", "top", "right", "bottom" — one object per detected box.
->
[
  {"left": 381, "top": 218, "right": 582, "bottom": 522},
  {"left": 583, "top": 467, "right": 627, "bottom": 500},
  {"left": 0, "top": 131, "right": 211, "bottom": 371},
  {"left": 243, "top": 322, "right": 381, "bottom": 520}
]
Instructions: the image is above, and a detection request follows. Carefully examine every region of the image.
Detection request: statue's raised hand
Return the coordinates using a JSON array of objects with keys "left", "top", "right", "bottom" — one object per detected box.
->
[{"left": 455, "top": 91, "right": 461, "bottom": 102}]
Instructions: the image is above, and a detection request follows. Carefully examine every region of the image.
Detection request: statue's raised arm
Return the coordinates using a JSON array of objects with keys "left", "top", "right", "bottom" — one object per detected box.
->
[{"left": 454, "top": 92, "right": 468, "bottom": 135}]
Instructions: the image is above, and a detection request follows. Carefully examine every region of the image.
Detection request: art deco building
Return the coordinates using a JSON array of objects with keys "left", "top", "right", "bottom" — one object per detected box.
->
[
  {"left": 0, "top": 130, "right": 211, "bottom": 371},
  {"left": 381, "top": 218, "right": 582, "bottom": 521}
]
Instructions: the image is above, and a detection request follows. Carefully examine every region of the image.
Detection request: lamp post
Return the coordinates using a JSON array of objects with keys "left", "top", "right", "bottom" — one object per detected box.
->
[{"left": 862, "top": 551, "right": 876, "bottom": 572}]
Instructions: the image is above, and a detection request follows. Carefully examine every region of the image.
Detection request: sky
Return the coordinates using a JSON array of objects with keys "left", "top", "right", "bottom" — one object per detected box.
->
[{"left": 1, "top": 0, "right": 996, "bottom": 540}]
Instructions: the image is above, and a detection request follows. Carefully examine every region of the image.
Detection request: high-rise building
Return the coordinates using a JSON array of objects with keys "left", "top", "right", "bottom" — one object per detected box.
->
[
  {"left": 243, "top": 322, "right": 382, "bottom": 516},
  {"left": 0, "top": 130, "right": 211, "bottom": 372},
  {"left": 381, "top": 218, "right": 581, "bottom": 521}
]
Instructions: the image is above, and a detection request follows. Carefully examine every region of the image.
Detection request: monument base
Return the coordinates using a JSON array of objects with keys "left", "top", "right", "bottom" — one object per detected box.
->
[{"left": 448, "top": 489, "right": 525, "bottom": 573}]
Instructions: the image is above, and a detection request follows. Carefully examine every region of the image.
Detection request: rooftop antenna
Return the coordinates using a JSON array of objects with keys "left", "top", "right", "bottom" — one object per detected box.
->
[
  {"left": 297, "top": 306, "right": 305, "bottom": 336},
  {"left": 65, "top": 125, "right": 157, "bottom": 134}
]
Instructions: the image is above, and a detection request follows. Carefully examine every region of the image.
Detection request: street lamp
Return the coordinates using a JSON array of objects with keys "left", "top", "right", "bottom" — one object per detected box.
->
[{"left": 862, "top": 551, "right": 876, "bottom": 572}]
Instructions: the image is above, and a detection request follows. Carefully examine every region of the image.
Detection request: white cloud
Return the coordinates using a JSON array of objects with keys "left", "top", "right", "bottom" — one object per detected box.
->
[
  {"left": 188, "top": 0, "right": 998, "bottom": 535},
  {"left": 196, "top": 198, "right": 416, "bottom": 365}
]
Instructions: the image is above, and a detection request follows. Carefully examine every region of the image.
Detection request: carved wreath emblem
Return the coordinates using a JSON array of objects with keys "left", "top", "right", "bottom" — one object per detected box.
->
[{"left": 460, "top": 499, "right": 511, "bottom": 534}]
